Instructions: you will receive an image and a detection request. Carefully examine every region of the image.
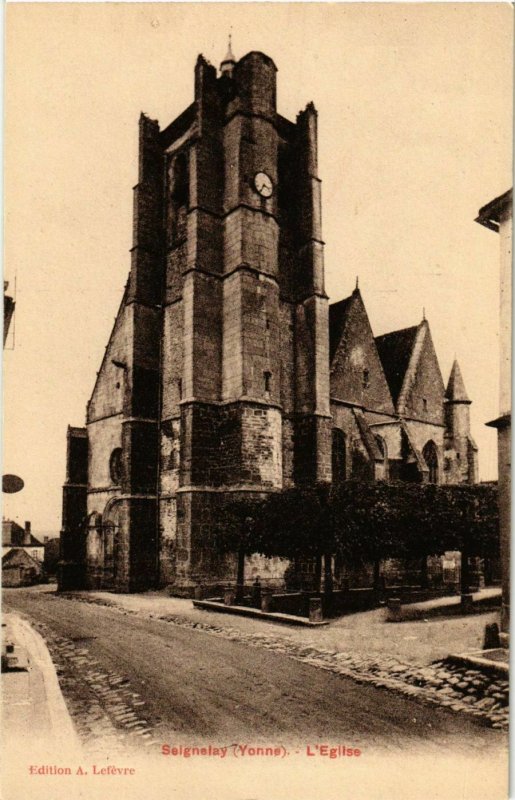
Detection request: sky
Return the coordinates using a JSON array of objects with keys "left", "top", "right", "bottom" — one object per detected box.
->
[{"left": 3, "top": 3, "right": 513, "bottom": 535}]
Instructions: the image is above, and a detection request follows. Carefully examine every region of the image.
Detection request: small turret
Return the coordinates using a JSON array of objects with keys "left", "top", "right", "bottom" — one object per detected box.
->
[
  {"left": 220, "top": 35, "right": 236, "bottom": 77},
  {"left": 444, "top": 359, "right": 477, "bottom": 483},
  {"left": 445, "top": 359, "right": 471, "bottom": 403}
]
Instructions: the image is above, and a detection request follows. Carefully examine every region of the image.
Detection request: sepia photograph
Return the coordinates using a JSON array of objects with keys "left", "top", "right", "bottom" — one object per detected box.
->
[{"left": 2, "top": 3, "right": 512, "bottom": 799}]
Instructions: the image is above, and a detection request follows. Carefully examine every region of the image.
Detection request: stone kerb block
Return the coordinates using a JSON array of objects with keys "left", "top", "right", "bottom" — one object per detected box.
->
[
  {"left": 386, "top": 597, "right": 402, "bottom": 623},
  {"left": 460, "top": 593, "right": 474, "bottom": 613},
  {"left": 483, "top": 622, "right": 501, "bottom": 650},
  {"left": 261, "top": 590, "right": 274, "bottom": 613},
  {"left": 309, "top": 597, "right": 323, "bottom": 623},
  {"left": 224, "top": 587, "right": 236, "bottom": 606}
]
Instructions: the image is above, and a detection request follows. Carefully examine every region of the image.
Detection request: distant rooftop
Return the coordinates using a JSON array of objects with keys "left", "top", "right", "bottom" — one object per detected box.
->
[{"left": 475, "top": 188, "right": 512, "bottom": 232}]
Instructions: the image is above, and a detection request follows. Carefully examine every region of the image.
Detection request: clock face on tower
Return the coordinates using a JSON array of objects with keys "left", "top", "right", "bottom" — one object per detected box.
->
[{"left": 254, "top": 172, "right": 273, "bottom": 198}]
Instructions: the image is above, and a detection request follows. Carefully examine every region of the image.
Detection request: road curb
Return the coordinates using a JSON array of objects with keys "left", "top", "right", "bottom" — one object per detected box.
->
[
  {"left": 193, "top": 599, "right": 329, "bottom": 626},
  {"left": 6, "top": 613, "right": 83, "bottom": 754}
]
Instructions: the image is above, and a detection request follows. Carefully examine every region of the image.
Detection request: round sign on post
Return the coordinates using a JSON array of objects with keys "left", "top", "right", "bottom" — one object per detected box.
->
[{"left": 2, "top": 474, "right": 24, "bottom": 493}]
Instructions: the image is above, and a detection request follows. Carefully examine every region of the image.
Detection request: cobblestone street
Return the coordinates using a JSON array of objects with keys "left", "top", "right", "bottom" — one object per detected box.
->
[
  {"left": 63, "top": 591, "right": 509, "bottom": 731},
  {"left": 28, "top": 618, "right": 160, "bottom": 757},
  {"left": 4, "top": 586, "right": 508, "bottom": 758}
]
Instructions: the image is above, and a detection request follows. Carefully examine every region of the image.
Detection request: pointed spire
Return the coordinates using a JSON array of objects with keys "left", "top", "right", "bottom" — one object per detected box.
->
[
  {"left": 221, "top": 33, "right": 236, "bottom": 76},
  {"left": 422, "top": 307, "right": 426, "bottom": 321},
  {"left": 445, "top": 359, "right": 471, "bottom": 402},
  {"left": 354, "top": 276, "right": 359, "bottom": 292},
  {"left": 225, "top": 33, "right": 235, "bottom": 63}
]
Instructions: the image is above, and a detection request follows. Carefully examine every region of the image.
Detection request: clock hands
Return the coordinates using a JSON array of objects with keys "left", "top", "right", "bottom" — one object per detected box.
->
[{"left": 254, "top": 172, "right": 273, "bottom": 197}]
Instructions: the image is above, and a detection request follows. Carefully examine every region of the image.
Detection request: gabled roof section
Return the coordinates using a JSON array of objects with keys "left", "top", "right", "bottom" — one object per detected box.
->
[
  {"left": 2, "top": 520, "right": 23, "bottom": 546},
  {"left": 2, "top": 548, "right": 42, "bottom": 569},
  {"left": 329, "top": 289, "right": 395, "bottom": 414},
  {"left": 329, "top": 294, "right": 353, "bottom": 362},
  {"left": 87, "top": 278, "right": 131, "bottom": 423},
  {"left": 445, "top": 359, "right": 471, "bottom": 403},
  {"left": 475, "top": 188, "right": 512, "bottom": 232},
  {"left": 353, "top": 410, "right": 383, "bottom": 461},
  {"left": 14, "top": 532, "right": 43, "bottom": 548},
  {"left": 375, "top": 325, "right": 418, "bottom": 405},
  {"left": 377, "top": 319, "right": 445, "bottom": 421}
]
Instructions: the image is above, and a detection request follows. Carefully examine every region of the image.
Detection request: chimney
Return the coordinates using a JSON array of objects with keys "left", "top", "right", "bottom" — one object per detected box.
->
[{"left": 24, "top": 521, "right": 31, "bottom": 546}]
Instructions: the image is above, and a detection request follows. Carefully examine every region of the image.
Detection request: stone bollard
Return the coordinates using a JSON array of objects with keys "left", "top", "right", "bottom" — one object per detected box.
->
[
  {"left": 251, "top": 578, "right": 262, "bottom": 609},
  {"left": 309, "top": 597, "right": 323, "bottom": 623},
  {"left": 483, "top": 622, "right": 500, "bottom": 650},
  {"left": 461, "top": 593, "right": 474, "bottom": 613},
  {"left": 224, "top": 588, "right": 236, "bottom": 606},
  {"left": 385, "top": 597, "right": 402, "bottom": 623},
  {"left": 261, "top": 591, "right": 274, "bottom": 613}
]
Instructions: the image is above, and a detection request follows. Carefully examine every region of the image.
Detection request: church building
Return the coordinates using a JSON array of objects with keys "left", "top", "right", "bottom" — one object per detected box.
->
[{"left": 59, "top": 47, "right": 478, "bottom": 595}]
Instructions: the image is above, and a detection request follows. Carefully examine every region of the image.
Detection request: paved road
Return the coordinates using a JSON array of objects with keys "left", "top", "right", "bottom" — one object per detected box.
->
[{"left": 3, "top": 588, "right": 505, "bottom": 755}]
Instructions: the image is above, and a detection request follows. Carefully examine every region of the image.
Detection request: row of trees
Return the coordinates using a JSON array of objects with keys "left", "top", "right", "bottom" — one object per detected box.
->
[{"left": 213, "top": 481, "right": 499, "bottom": 594}]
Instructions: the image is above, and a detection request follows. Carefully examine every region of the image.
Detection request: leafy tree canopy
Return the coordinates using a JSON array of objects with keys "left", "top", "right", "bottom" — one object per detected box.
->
[{"left": 213, "top": 482, "right": 499, "bottom": 565}]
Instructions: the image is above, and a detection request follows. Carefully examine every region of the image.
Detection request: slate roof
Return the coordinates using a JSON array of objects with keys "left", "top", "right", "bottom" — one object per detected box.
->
[
  {"left": 375, "top": 325, "right": 419, "bottom": 405},
  {"left": 475, "top": 188, "right": 512, "bottom": 232},
  {"left": 329, "top": 293, "right": 354, "bottom": 362},
  {"left": 353, "top": 411, "right": 383, "bottom": 460},
  {"left": 2, "top": 520, "right": 43, "bottom": 548},
  {"left": 445, "top": 359, "right": 470, "bottom": 402},
  {"left": 2, "top": 548, "right": 42, "bottom": 570}
]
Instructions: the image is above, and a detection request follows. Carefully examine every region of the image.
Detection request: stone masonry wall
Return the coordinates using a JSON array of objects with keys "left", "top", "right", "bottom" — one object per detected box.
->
[{"left": 87, "top": 303, "right": 132, "bottom": 423}]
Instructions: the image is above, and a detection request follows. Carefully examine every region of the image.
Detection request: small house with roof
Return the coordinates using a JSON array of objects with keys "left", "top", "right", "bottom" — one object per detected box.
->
[
  {"left": 2, "top": 520, "right": 45, "bottom": 587},
  {"left": 2, "top": 520, "right": 45, "bottom": 563}
]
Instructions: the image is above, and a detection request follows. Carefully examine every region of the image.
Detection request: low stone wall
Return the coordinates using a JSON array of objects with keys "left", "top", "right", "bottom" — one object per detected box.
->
[
  {"left": 258, "top": 589, "right": 379, "bottom": 618},
  {"left": 202, "top": 584, "right": 462, "bottom": 619}
]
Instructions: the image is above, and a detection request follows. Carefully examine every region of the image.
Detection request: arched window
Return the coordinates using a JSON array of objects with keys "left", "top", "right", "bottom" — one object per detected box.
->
[
  {"left": 423, "top": 440, "right": 439, "bottom": 484},
  {"left": 332, "top": 429, "right": 346, "bottom": 483},
  {"left": 109, "top": 448, "right": 123, "bottom": 485},
  {"left": 375, "top": 434, "right": 389, "bottom": 480},
  {"left": 86, "top": 512, "right": 103, "bottom": 534},
  {"left": 171, "top": 152, "right": 189, "bottom": 208}
]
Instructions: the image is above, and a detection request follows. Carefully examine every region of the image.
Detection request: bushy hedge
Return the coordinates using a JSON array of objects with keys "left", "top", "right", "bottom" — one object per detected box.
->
[{"left": 214, "top": 482, "right": 499, "bottom": 567}]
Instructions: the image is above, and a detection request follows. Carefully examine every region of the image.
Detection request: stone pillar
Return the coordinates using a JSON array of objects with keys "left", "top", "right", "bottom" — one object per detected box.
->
[
  {"left": 461, "top": 593, "right": 474, "bottom": 613},
  {"left": 386, "top": 597, "right": 402, "bottom": 622},
  {"left": 309, "top": 597, "right": 323, "bottom": 622},
  {"left": 261, "top": 590, "right": 274, "bottom": 613}
]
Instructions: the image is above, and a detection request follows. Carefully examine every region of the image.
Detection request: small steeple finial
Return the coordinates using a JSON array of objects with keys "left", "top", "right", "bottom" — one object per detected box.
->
[
  {"left": 422, "top": 307, "right": 426, "bottom": 321},
  {"left": 355, "top": 276, "right": 359, "bottom": 291},
  {"left": 221, "top": 31, "right": 236, "bottom": 76}
]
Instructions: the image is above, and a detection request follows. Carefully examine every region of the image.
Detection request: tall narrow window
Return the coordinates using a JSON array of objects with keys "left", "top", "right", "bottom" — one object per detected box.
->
[
  {"left": 362, "top": 368, "right": 370, "bottom": 389},
  {"left": 169, "top": 152, "right": 189, "bottom": 245},
  {"left": 109, "top": 448, "right": 123, "bottom": 485},
  {"left": 375, "top": 434, "right": 389, "bottom": 481},
  {"left": 264, "top": 371, "right": 272, "bottom": 393},
  {"left": 332, "top": 429, "right": 346, "bottom": 483},
  {"left": 422, "top": 440, "right": 439, "bottom": 484}
]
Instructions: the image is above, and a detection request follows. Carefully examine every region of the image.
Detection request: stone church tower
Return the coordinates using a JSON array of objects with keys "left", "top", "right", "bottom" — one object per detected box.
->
[
  {"left": 59, "top": 47, "right": 478, "bottom": 595},
  {"left": 60, "top": 49, "right": 332, "bottom": 594}
]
